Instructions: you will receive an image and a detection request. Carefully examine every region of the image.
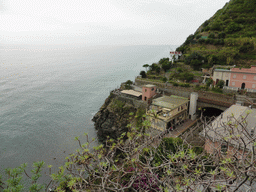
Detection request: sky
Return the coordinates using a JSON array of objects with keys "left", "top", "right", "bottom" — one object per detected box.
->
[{"left": 0, "top": 0, "right": 229, "bottom": 46}]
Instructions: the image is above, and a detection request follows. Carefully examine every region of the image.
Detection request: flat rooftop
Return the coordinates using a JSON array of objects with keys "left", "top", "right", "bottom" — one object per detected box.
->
[
  {"left": 121, "top": 90, "right": 142, "bottom": 97},
  {"left": 152, "top": 95, "right": 188, "bottom": 109}
]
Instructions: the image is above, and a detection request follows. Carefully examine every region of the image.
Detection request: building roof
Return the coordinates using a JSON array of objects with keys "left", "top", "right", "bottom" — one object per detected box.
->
[
  {"left": 143, "top": 84, "right": 156, "bottom": 88},
  {"left": 214, "top": 69, "right": 231, "bottom": 72},
  {"left": 203, "top": 104, "right": 256, "bottom": 149},
  {"left": 131, "top": 85, "right": 142, "bottom": 92},
  {"left": 121, "top": 90, "right": 142, "bottom": 97},
  {"left": 152, "top": 95, "right": 188, "bottom": 109}
]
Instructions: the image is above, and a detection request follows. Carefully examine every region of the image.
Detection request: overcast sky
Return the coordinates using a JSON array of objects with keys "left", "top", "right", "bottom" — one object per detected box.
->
[{"left": 0, "top": 0, "right": 229, "bottom": 46}]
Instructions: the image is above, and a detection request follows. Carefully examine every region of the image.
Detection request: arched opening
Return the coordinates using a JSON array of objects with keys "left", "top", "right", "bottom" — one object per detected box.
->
[
  {"left": 241, "top": 83, "right": 245, "bottom": 89},
  {"left": 202, "top": 107, "right": 223, "bottom": 118}
]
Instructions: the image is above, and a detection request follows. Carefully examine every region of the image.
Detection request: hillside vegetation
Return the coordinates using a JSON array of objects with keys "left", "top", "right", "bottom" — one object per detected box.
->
[{"left": 176, "top": 0, "right": 256, "bottom": 70}]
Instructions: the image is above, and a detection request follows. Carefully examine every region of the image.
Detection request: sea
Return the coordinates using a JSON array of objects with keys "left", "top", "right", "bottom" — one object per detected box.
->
[{"left": 0, "top": 44, "right": 175, "bottom": 187}]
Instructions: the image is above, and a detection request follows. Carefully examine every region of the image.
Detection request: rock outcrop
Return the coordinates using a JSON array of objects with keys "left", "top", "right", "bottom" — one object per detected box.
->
[{"left": 92, "top": 93, "right": 146, "bottom": 142}]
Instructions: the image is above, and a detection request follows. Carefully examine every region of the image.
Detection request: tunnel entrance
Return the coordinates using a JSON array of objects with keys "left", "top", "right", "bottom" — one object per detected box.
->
[{"left": 202, "top": 107, "right": 223, "bottom": 118}]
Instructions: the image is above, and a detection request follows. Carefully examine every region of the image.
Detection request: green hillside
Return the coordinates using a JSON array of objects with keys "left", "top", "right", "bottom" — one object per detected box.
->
[{"left": 176, "top": 0, "right": 256, "bottom": 70}]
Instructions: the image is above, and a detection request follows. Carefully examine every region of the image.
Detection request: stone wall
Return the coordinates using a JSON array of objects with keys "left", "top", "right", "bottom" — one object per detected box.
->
[
  {"left": 136, "top": 78, "right": 235, "bottom": 104},
  {"left": 111, "top": 92, "right": 148, "bottom": 109}
]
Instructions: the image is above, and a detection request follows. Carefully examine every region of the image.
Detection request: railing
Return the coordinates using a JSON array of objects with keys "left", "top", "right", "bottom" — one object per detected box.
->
[
  {"left": 224, "top": 86, "right": 256, "bottom": 93},
  {"left": 223, "top": 86, "right": 239, "bottom": 91}
]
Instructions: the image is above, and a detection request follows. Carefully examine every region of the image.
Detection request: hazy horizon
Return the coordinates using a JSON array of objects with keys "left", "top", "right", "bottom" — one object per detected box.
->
[{"left": 1, "top": 0, "right": 229, "bottom": 46}]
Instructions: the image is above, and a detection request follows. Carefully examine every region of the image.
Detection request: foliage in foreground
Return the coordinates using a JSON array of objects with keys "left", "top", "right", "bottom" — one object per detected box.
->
[{"left": 1, "top": 112, "right": 256, "bottom": 191}]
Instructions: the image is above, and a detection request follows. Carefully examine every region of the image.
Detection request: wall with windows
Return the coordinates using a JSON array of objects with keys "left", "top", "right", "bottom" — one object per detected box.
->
[
  {"left": 212, "top": 70, "right": 231, "bottom": 86},
  {"left": 142, "top": 85, "right": 156, "bottom": 102},
  {"left": 229, "top": 66, "right": 256, "bottom": 89}
]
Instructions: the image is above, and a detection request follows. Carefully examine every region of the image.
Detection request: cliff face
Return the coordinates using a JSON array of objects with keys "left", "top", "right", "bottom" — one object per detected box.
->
[{"left": 92, "top": 93, "right": 146, "bottom": 142}]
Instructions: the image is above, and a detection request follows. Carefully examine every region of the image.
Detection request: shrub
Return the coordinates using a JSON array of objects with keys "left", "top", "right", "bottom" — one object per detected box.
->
[
  {"left": 184, "top": 34, "right": 195, "bottom": 45},
  {"left": 198, "top": 38, "right": 206, "bottom": 44},
  {"left": 208, "top": 33, "right": 215, "bottom": 39},
  {"left": 180, "top": 83, "right": 190, "bottom": 87},
  {"left": 195, "top": 34, "right": 202, "bottom": 39},
  {"left": 173, "top": 82, "right": 179, "bottom": 86},
  {"left": 239, "top": 41, "right": 254, "bottom": 53},
  {"left": 176, "top": 67, "right": 183, "bottom": 73},
  {"left": 218, "top": 32, "right": 226, "bottom": 39},
  {"left": 211, "top": 22, "right": 222, "bottom": 31},
  {"left": 178, "top": 72, "right": 194, "bottom": 82},
  {"left": 202, "top": 20, "right": 209, "bottom": 27},
  {"left": 216, "top": 80, "right": 225, "bottom": 89},
  {"left": 226, "top": 22, "right": 242, "bottom": 33},
  {"left": 185, "top": 52, "right": 206, "bottom": 70},
  {"left": 212, "top": 87, "right": 223, "bottom": 93},
  {"left": 206, "top": 78, "right": 213, "bottom": 87},
  {"left": 162, "top": 77, "right": 167, "bottom": 82}
]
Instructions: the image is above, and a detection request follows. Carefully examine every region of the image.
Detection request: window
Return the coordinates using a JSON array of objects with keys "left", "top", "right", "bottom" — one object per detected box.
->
[
  {"left": 151, "top": 88, "right": 154, "bottom": 91},
  {"left": 145, "top": 89, "right": 147, "bottom": 92},
  {"left": 232, "top": 82, "right": 235, "bottom": 86},
  {"left": 233, "top": 74, "right": 236, "bottom": 79},
  {"left": 254, "top": 76, "right": 256, "bottom": 80},
  {"left": 252, "top": 84, "right": 255, "bottom": 89},
  {"left": 243, "top": 75, "right": 247, "bottom": 79}
]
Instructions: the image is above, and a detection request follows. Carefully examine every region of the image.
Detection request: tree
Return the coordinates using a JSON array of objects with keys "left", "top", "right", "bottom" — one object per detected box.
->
[
  {"left": 185, "top": 52, "right": 205, "bottom": 70},
  {"left": 143, "top": 64, "right": 149, "bottom": 72},
  {"left": 149, "top": 63, "right": 158, "bottom": 72},
  {"left": 216, "top": 79, "right": 225, "bottom": 88},
  {"left": 140, "top": 71, "right": 147, "bottom": 78},
  {"left": 161, "top": 62, "right": 171, "bottom": 72},
  {"left": 124, "top": 80, "right": 133, "bottom": 89},
  {"left": 206, "top": 78, "right": 213, "bottom": 87},
  {"left": 1, "top": 109, "right": 256, "bottom": 191}
]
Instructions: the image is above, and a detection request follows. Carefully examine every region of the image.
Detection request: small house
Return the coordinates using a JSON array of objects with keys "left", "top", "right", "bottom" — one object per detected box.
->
[{"left": 146, "top": 95, "right": 189, "bottom": 131}]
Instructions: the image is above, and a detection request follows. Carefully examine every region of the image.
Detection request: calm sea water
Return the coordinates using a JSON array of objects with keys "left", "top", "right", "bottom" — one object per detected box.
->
[{"left": 0, "top": 44, "right": 174, "bottom": 185}]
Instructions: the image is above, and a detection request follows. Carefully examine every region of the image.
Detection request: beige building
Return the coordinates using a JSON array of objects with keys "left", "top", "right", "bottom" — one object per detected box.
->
[
  {"left": 212, "top": 68, "right": 231, "bottom": 86},
  {"left": 146, "top": 95, "right": 189, "bottom": 131}
]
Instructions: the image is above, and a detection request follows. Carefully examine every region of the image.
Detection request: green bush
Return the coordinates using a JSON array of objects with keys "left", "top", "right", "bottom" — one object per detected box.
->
[
  {"left": 195, "top": 34, "right": 202, "bottom": 39},
  {"left": 185, "top": 52, "right": 206, "bottom": 70},
  {"left": 212, "top": 87, "right": 223, "bottom": 93},
  {"left": 162, "top": 77, "right": 167, "bottom": 82},
  {"left": 239, "top": 41, "right": 254, "bottom": 53},
  {"left": 198, "top": 38, "right": 206, "bottom": 44},
  {"left": 208, "top": 33, "right": 215, "bottom": 39},
  {"left": 180, "top": 83, "right": 190, "bottom": 87},
  {"left": 202, "top": 20, "right": 210, "bottom": 27},
  {"left": 173, "top": 82, "right": 179, "bottom": 86},
  {"left": 226, "top": 22, "right": 242, "bottom": 33},
  {"left": 216, "top": 80, "right": 225, "bottom": 89},
  {"left": 218, "top": 32, "right": 226, "bottom": 39},
  {"left": 211, "top": 22, "right": 222, "bottom": 31},
  {"left": 176, "top": 67, "right": 183, "bottom": 73}
]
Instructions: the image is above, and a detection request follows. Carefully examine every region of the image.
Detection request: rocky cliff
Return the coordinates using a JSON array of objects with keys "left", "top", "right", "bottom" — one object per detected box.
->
[{"left": 92, "top": 92, "right": 147, "bottom": 142}]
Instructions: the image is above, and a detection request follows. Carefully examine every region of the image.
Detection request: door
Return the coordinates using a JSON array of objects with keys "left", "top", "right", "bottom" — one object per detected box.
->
[
  {"left": 241, "top": 83, "right": 245, "bottom": 89},
  {"left": 226, "top": 80, "right": 229, "bottom": 86}
]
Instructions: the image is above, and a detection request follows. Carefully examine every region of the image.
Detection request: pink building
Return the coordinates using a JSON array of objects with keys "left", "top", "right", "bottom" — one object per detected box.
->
[
  {"left": 142, "top": 84, "right": 157, "bottom": 103},
  {"left": 229, "top": 66, "right": 256, "bottom": 90}
]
